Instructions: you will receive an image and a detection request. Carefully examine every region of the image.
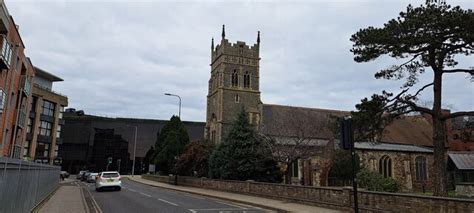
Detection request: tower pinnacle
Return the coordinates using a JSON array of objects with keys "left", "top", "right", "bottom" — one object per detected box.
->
[
  {"left": 211, "top": 37, "right": 214, "bottom": 50},
  {"left": 257, "top": 31, "right": 260, "bottom": 44},
  {"left": 222, "top": 25, "right": 225, "bottom": 39}
]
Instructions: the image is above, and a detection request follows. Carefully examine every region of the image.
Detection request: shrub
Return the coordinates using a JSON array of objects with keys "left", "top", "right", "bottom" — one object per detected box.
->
[{"left": 357, "top": 169, "right": 399, "bottom": 192}]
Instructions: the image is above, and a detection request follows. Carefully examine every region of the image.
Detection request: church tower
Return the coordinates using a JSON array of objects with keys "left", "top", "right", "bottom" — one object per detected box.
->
[{"left": 205, "top": 25, "right": 262, "bottom": 144}]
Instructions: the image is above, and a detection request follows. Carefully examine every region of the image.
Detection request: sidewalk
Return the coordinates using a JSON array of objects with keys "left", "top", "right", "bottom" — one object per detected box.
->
[
  {"left": 37, "top": 180, "right": 88, "bottom": 213},
  {"left": 127, "top": 176, "right": 343, "bottom": 213}
]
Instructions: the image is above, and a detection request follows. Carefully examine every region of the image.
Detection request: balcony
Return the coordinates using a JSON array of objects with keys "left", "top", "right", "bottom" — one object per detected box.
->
[
  {"left": 0, "top": 2, "right": 9, "bottom": 33},
  {"left": 15, "top": 108, "right": 27, "bottom": 129},
  {"left": 20, "top": 75, "right": 31, "bottom": 95},
  {"left": 0, "top": 35, "right": 12, "bottom": 69}
]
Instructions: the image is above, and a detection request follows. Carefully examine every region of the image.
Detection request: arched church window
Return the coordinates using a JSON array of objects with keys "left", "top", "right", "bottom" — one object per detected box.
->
[
  {"left": 415, "top": 156, "right": 427, "bottom": 181},
  {"left": 379, "top": 155, "right": 392, "bottom": 178},
  {"left": 244, "top": 71, "right": 251, "bottom": 88},
  {"left": 231, "top": 70, "right": 238, "bottom": 87}
]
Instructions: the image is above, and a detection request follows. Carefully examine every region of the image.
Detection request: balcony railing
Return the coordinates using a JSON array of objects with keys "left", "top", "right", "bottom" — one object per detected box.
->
[
  {"left": 0, "top": 89, "right": 5, "bottom": 113},
  {"left": 0, "top": 35, "right": 12, "bottom": 69},
  {"left": 21, "top": 75, "right": 31, "bottom": 96},
  {"left": 16, "top": 108, "right": 27, "bottom": 129}
]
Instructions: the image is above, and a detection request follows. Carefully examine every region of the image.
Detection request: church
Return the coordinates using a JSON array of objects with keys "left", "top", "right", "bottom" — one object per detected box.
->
[{"left": 203, "top": 26, "right": 438, "bottom": 192}]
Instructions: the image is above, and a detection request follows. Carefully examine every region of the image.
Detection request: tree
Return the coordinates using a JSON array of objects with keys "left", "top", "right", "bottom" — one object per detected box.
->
[
  {"left": 208, "top": 108, "right": 282, "bottom": 183},
  {"left": 153, "top": 116, "right": 190, "bottom": 174},
  {"left": 328, "top": 149, "right": 360, "bottom": 186},
  {"left": 143, "top": 146, "right": 154, "bottom": 173},
  {"left": 259, "top": 109, "right": 329, "bottom": 184},
  {"left": 174, "top": 140, "right": 214, "bottom": 177},
  {"left": 350, "top": 3, "right": 473, "bottom": 196}
]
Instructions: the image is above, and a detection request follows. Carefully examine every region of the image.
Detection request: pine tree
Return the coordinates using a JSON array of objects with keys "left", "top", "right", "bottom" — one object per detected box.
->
[
  {"left": 153, "top": 116, "right": 190, "bottom": 174},
  {"left": 209, "top": 108, "right": 282, "bottom": 183}
]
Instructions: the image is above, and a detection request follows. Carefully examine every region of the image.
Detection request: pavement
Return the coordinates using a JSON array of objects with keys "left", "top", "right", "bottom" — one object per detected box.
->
[
  {"left": 37, "top": 178, "right": 88, "bottom": 213},
  {"left": 127, "top": 175, "right": 343, "bottom": 213}
]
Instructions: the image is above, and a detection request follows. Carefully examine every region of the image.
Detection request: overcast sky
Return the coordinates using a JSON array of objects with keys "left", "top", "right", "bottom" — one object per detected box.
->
[{"left": 6, "top": 0, "right": 474, "bottom": 122}]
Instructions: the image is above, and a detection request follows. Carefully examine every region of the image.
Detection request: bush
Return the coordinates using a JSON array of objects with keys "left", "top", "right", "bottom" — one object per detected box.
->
[{"left": 357, "top": 169, "right": 399, "bottom": 192}]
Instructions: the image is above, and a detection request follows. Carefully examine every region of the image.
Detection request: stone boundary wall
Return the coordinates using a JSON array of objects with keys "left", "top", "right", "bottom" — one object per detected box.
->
[{"left": 142, "top": 175, "right": 474, "bottom": 212}]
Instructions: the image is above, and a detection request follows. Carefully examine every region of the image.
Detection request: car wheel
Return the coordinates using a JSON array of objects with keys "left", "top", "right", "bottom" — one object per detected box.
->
[
  {"left": 95, "top": 188, "right": 100, "bottom": 192},
  {"left": 117, "top": 187, "right": 121, "bottom": 191}
]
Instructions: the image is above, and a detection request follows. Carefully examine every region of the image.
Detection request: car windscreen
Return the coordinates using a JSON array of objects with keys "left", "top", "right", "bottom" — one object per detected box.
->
[{"left": 102, "top": 173, "right": 119, "bottom": 178}]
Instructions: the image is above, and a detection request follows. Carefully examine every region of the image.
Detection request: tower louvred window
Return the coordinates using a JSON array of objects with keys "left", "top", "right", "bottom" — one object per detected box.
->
[
  {"left": 244, "top": 72, "right": 250, "bottom": 88},
  {"left": 232, "top": 70, "right": 238, "bottom": 87}
]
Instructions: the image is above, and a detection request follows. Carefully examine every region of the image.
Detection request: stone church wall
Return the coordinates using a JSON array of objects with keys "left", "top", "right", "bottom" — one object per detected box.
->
[{"left": 357, "top": 149, "right": 434, "bottom": 192}]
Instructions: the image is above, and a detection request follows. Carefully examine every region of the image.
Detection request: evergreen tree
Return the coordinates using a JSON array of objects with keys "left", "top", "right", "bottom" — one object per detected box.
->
[
  {"left": 153, "top": 116, "right": 190, "bottom": 174},
  {"left": 350, "top": 3, "right": 473, "bottom": 196},
  {"left": 209, "top": 108, "right": 282, "bottom": 183}
]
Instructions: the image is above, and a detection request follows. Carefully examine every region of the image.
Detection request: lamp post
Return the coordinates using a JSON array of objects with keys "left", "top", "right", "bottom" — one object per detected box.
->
[
  {"left": 164, "top": 93, "right": 181, "bottom": 118},
  {"left": 127, "top": 125, "right": 138, "bottom": 177}
]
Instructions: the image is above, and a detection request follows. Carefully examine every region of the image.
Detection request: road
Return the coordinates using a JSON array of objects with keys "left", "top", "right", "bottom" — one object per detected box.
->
[{"left": 79, "top": 179, "right": 273, "bottom": 213}]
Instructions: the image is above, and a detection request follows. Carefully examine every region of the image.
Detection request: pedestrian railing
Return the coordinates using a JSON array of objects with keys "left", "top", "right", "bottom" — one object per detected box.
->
[{"left": 0, "top": 157, "right": 60, "bottom": 213}]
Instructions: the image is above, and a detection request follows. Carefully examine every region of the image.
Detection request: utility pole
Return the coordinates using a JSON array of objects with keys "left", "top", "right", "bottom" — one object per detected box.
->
[{"left": 164, "top": 93, "right": 181, "bottom": 118}]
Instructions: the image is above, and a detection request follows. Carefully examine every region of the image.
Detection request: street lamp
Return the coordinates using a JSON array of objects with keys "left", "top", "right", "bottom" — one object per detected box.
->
[
  {"left": 127, "top": 125, "right": 138, "bottom": 177},
  {"left": 164, "top": 93, "right": 181, "bottom": 118}
]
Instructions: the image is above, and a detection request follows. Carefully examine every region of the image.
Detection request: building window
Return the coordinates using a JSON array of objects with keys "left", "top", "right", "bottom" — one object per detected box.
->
[
  {"left": 10, "top": 92, "right": 14, "bottom": 107},
  {"left": 27, "top": 118, "right": 33, "bottom": 133},
  {"left": 415, "top": 156, "right": 427, "bottom": 181},
  {"left": 243, "top": 71, "right": 250, "bottom": 88},
  {"left": 41, "top": 100, "right": 55, "bottom": 117},
  {"left": 30, "top": 96, "right": 37, "bottom": 112},
  {"left": 248, "top": 113, "right": 253, "bottom": 124},
  {"left": 379, "top": 155, "right": 392, "bottom": 178},
  {"left": 54, "top": 145, "right": 59, "bottom": 158},
  {"left": 234, "top": 94, "right": 240, "bottom": 103},
  {"left": 23, "top": 140, "right": 31, "bottom": 157},
  {"left": 231, "top": 70, "right": 238, "bottom": 87},
  {"left": 56, "top": 125, "right": 62, "bottom": 138},
  {"left": 39, "top": 121, "right": 52, "bottom": 136},
  {"left": 0, "top": 89, "right": 6, "bottom": 112},
  {"left": 290, "top": 160, "right": 299, "bottom": 177},
  {"left": 59, "top": 106, "right": 65, "bottom": 119},
  {"left": 35, "top": 142, "right": 50, "bottom": 159}
]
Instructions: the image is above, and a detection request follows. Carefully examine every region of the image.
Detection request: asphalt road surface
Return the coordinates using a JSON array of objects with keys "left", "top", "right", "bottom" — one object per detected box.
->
[{"left": 79, "top": 179, "right": 273, "bottom": 213}]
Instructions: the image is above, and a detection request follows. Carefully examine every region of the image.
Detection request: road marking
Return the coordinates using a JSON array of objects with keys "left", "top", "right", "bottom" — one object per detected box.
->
[
  {"left": 189, "top": 208, "right": 247, "bottom": 211},
  {"left": 158, "top": 198, "right": 178, "bottom": 206},
  {"left": 139, "top": 192, "right": 151, "bottom": 197},
  {"left": 215, "top": 201, "right": 246, "bottom": 209},
  {"left": 128, "top": 189, "right": 137, "bottom": 192},
  {"left": 189, "top": 210, "right": 197, "bottom": 213}
]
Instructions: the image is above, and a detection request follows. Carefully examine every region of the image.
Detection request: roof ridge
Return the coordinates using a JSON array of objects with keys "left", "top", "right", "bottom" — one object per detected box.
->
[{"left": 263, "top": 103, "right": 349, "bottom": 114}]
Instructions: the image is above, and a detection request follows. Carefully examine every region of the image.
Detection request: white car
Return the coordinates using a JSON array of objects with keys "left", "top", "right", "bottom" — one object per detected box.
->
[{"left": 95, "top": 171, "right": 122, "bottom": 191}]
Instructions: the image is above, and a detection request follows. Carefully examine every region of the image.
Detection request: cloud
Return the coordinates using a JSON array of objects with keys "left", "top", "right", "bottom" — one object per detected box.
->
[{"left": 6, "top": 0, "right": 474, "bottom": 121}]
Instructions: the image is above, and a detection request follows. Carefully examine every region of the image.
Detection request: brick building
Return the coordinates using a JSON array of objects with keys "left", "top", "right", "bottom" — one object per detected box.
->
[
  {"left": 24, "top": 67, "right": 68, "bottom": 164},
  {"left": 0, "top": 2, "right": 35, "bottom": 159}
]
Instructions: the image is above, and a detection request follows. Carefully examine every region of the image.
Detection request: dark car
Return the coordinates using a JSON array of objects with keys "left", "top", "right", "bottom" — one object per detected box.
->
[
  {"left": 60, "top": 171, "right": 70, "bottom": 179},
  {"left": 77, "top": 170, "right": 88, "bottom": 180},
  {"left": 81, "top": 172, "right": 91, "bottom": 181}
]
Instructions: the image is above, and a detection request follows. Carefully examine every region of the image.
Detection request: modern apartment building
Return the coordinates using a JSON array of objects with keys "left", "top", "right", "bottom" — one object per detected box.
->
[
  {"left": 24, "top": 67, "right": 67, "bottom": 164},
  {"left": 0, "top": 1, "right": 35, "bottom": 159}
]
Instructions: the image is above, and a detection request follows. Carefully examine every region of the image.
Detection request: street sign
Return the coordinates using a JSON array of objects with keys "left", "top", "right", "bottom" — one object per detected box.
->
[
  {"left": 107, "top": 157, "right": 113, "bottom": 164},
  {"left": 340, "top": 118, "right": 354, "bottom": 150}
]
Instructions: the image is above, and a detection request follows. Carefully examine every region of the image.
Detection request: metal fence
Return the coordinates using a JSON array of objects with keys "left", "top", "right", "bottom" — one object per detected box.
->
[{"left": 0, "top": 157, "right": 60, "bottom": 213}]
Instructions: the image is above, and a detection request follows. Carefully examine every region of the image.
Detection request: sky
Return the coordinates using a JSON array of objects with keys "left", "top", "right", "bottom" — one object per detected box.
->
[{"left": 6, "top": 0, "right": 474, "bottom": 122}]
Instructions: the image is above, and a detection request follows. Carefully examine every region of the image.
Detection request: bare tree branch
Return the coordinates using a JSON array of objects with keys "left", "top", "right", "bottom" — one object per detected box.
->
[
  {"left": 442, "top": 69, "right": 474, "bottom": 75},
  {"left": 413, "top": 83, "right": 434, "bottom": 97},
  {"left": 443, "top": 111, "right": 474, "bottom": 120}
]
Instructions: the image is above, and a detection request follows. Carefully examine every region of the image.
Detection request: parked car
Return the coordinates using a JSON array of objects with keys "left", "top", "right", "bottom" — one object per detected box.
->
[
  {"left": 77, "top": 170, "right": 88, "bottom": 179},
  {"left": 95, "top": 171, "right": 122, "bottom": 191},
  {"left": 60, "top": 171, "right": 70, "bottom": 179},
  {"left": 87, "top": 173, "right": 99, "bottom": 183},
  {"left": 81, "top": 172, "right": 91, "bottom": 181}
]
